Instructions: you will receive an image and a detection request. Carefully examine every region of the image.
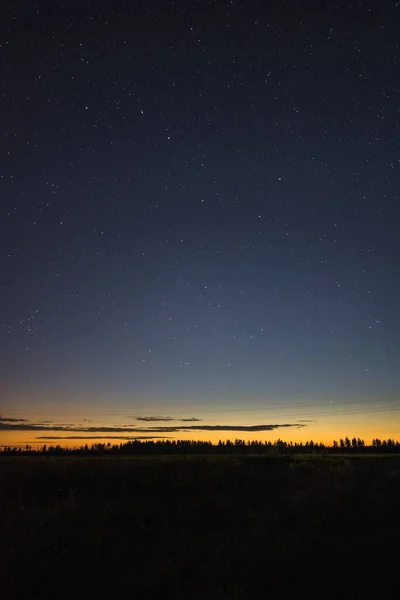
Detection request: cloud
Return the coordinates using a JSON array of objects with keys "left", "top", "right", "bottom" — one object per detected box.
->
[
  {"left": 135, "top": 416, "right": 174, "bottom": 422},
  {"left": 0, "top": 422, "right": 75, "bottom": 432},
  {"left": 134, "top": 416, "right": 202, "bottom": 422},
  {"left": 35, "top": 435, "right": 168, "bottom": 440},
  {"left": 297, "top": 419, "right": 317, "bottom": 423},
  {"left": 0, "top": 416, "right": 27, "bottom": 422},
  {"left": 0, "top": 420, "right": 305, "bottom": 434},
  {"left": 30, "top": 422, "right": 73, "bottom": 428},
  {"left": 137, "top": 423, "right": 306, "bottom": 433}
]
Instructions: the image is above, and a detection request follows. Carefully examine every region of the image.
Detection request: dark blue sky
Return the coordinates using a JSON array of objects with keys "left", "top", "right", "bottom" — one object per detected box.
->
[{"left": 1, "top": 0, "right": 399, "bottom": 446}]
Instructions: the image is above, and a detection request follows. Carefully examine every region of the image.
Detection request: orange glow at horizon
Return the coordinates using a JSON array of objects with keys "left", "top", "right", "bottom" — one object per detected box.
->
[{"left": 1, "top": 408, "right": 399, "bottom": 449}]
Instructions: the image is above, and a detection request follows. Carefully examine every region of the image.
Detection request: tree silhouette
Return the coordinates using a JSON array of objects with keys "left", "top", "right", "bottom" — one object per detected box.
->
[{"left": 1, "top": 436, "right": 399, "bottom": 456}]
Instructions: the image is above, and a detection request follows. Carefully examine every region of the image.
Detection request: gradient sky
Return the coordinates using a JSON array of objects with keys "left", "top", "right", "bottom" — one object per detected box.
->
[{"left": 1, "top": 0, "right": 399, "bottom": 448}]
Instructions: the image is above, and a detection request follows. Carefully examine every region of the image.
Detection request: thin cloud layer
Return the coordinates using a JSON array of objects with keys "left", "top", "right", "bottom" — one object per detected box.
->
[
  {"left": 0, "top": 416, "right": 27, "bottom": 422},
  {"left": 36, "top": 435, "right": 168, "bottom": 440},
  {"left": 134, "top": 416, "right": 202, "bottom": 422},
  {"left": 0, "top": 420, "right": 305, "bottom": 433},
  {"left": 140, "top": 424, "right": 306, "bottom": 433},
  {"left": 135, "top": 416, "right": 174, "bottom": 422}
]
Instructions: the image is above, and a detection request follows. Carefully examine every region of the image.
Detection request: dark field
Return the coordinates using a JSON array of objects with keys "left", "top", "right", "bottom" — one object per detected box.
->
[{"left": 1, "top": 455, "right": 399, "bottom": 599}]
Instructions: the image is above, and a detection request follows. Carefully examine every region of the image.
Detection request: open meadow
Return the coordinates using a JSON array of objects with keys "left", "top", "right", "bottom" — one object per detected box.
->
[{"left": 1, "top": 454, "right": 399, "bottom": 599}]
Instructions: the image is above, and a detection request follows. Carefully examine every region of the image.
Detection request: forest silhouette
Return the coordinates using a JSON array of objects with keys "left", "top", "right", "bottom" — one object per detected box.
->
[{"left": 2, "top": 436, "right": 399, "bottom": 455}]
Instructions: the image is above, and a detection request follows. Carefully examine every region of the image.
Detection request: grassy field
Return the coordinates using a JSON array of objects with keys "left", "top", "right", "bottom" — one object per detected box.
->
[{"left": 0, "top": 454, "right": 399, "bottom": 599}]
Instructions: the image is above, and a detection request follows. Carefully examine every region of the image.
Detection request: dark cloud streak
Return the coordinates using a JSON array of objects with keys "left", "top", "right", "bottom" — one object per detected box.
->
[
  {"left": 133, "top": 416, "right": 202, "bottom": 422},
  {"left": 0, "top": 421, "right": 305, "bottom": 433},
  {"left": 36, "top": 435, "right": 168, "bottom": 440}
]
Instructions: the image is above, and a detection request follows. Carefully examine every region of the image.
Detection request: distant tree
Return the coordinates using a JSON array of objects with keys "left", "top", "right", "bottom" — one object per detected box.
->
[
  {"left": 357, "top": 438, "right": 364, "bottom": 448},
  {"left": 340, "top": 439, "right": 345, "bottom": 448},
  {"left": 345, "top": 437, "right": 351, "bottom": 448},
  {"left": 333, "top": 440, "right": 338, "bottom": 448},
  {"left": 351, "top": 437, "right": 357, "bottom": 449},
  {"left": 275, "top": 439, "right": 286, "bottom": 454}
]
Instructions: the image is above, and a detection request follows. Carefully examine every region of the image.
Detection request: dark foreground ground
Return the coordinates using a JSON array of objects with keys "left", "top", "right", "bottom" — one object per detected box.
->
[{"left": 0, "top": 454, "right": 399, "bottom": 599}]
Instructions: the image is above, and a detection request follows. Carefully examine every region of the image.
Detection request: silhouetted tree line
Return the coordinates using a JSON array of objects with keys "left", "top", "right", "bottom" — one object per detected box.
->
[{"left": 1, "top": 437, "right": 400, "bottom": 456}]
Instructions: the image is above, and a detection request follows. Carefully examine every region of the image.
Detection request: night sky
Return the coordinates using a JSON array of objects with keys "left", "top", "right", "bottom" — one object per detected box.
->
[{"left": 1, "top": 0, "right": 399, "bottom": 447}]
